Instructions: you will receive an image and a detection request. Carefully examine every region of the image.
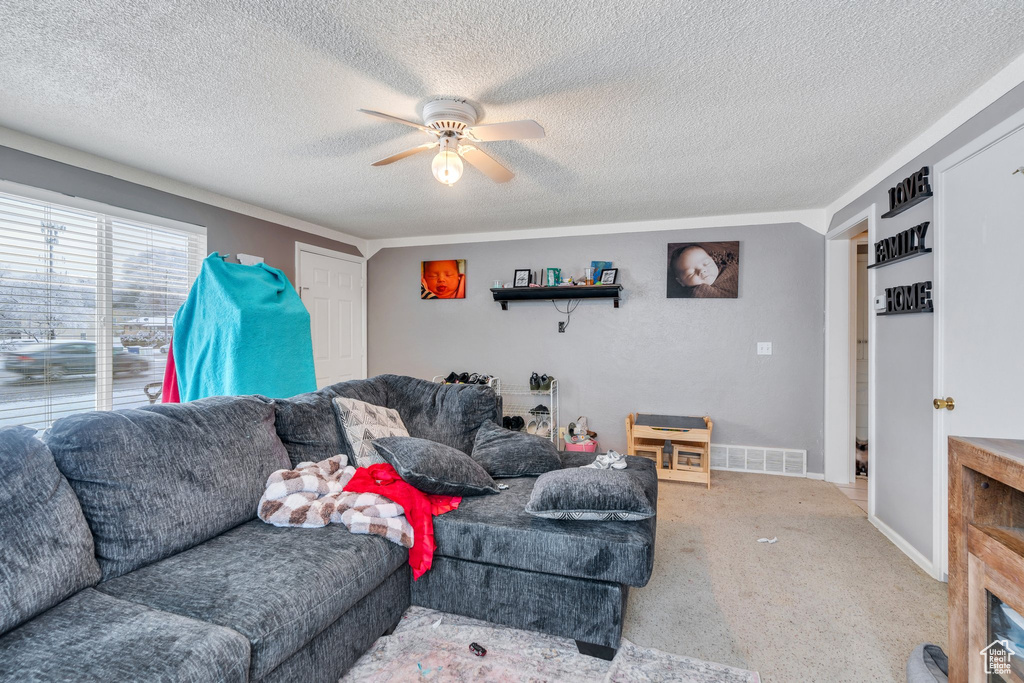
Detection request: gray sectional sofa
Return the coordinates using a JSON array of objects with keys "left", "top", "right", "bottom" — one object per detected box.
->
[{"left": 0, "top": 374, "right": 657, "bottom": 681}]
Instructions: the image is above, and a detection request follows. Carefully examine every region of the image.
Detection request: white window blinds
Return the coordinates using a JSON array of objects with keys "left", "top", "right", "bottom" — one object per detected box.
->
[{"left": 0, "top": 184, "right": 205, "bottom": 430}]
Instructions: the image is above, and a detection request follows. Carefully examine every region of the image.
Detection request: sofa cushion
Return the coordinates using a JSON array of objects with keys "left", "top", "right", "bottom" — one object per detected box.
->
[
  {"left": 381, "top": 375, "right": 500, "bottom": 454},
  {"left": 43, "top": 395, "right": 290, "bottom": 580},
  {"left": 0, "top": 426, "right": 101, "bottom": 637},
  {"left": 430, "top": 454, "right": 658, "bottom": 586},
  {"left": 525, "top": 467, "right": 655, "bottom": 521},
  {"left": 470, "top": 420, "right": 562, "bottom": 478},
  {"left": 373, "top": 436, "right": 498, "bottom": 496},
  {"left": 97, "top": 518, "right": 408, "bottom": 680},
  {"left": 272, "top": 377, "right": 390, "bottom": 466},
  {"left": 333, "top": 397, "right": 409, "bottom": 467},
  {"left": 0, "top": 588, "right": 250, "bottom": 683}
]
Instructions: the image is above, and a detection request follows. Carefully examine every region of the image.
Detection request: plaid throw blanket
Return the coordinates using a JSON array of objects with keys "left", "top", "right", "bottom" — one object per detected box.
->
[{"left": 258, "top": 455, "right": 413, "bottom": 548}]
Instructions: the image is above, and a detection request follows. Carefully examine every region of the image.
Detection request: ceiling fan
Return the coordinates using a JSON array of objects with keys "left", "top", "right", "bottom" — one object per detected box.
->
[{"left": 358, "top": 98, "right": 545, "bottom": 186}]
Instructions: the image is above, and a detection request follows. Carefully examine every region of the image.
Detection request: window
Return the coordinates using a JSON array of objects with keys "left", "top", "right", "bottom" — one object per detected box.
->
[{"left": 0, "top": 183, "right": 205, "bottom": 430}]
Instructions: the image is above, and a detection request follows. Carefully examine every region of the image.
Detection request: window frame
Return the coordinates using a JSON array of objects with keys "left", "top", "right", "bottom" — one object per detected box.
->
[{"left": 0, "top": 179, "right": 206, "bottom": 420}]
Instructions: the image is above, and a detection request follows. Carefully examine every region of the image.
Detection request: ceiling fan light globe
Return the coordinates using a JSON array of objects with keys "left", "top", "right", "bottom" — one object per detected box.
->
[{"left": 431, "top": 150, "right": 464, "bottom": 186}]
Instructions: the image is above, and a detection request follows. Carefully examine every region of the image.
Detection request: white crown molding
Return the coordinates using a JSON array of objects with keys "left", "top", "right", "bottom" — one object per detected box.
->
[
  {"left": 363, "top": 208, "right": 828, "bottom": 258},
  {"left": 825, "top": 50, "right": 1024, "bottom": 227},
  {"left": 0, "top": 126, "right": 368, "bottom": 255}
]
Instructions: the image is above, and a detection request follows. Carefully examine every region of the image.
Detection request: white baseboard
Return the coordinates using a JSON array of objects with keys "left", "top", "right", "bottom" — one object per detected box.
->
[
  {"left": 805, "top": 472, "right": 825, "bottom": 480},
  {"left": 869, "top": 513, "right": 939, "bottom": 580}
]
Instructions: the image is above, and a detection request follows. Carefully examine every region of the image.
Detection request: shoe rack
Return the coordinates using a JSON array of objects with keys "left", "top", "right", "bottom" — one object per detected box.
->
[{"left": 496, "top": 378, "right": 559, "bottom": 448}]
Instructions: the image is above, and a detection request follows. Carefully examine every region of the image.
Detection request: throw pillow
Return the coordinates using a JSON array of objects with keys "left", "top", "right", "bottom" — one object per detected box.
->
[
  {"left": 524, "top": 468, "right": 655, "bottom": 521},
  {"left": 372, "top": 436, "right": 498, "bottom": 496},
  {"left": 470, "top": 420, "right": 561, "bottom": 478},
  {"left": 333, "top": 397, "right": 410, "bottom": 467}
]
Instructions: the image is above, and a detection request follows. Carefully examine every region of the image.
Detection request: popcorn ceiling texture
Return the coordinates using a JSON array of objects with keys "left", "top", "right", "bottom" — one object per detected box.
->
[{"left": 1, "top": 1, "right": 1022, "bottom": 239}]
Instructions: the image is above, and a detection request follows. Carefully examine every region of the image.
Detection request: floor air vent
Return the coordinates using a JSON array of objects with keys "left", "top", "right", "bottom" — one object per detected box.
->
[{"left": 710, "top": 444, "right": 807, "bottom": 477}]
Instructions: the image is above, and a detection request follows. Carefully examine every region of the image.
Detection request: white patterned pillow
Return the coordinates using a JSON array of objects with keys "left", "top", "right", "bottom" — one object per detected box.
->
[{"left": 332, "top": 397, "right": 409, "bottom": 467}]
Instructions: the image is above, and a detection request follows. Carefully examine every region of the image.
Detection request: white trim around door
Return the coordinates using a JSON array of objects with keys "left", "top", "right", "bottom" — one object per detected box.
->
[
  {"left": 295, "top": 242, "right": 368, "bottom": 381},
  {"left": 824, "top": 206, "right": 877, "bottom": 525}
]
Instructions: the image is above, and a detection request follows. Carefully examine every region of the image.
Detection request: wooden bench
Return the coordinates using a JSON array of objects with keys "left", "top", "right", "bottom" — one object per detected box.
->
[{"left": 626, "top": 413, "right": 713, "bottom": 488}]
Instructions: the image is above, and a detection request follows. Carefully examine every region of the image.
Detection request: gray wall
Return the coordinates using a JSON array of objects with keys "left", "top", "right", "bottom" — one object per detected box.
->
[
  {"left": 828, "top": 82, "right": 1024, "bottom": 561},
  {"left": 0, "top": 146, "right": 361, "bottom": 280},
  {"left": 369, "top": 223, "right": 826, "bottom": 471}
]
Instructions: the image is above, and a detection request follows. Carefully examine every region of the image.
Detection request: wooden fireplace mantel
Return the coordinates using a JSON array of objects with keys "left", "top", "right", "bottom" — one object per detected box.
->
[{"left": 948, "top": 436, "right": 1024, "bottom": 682}]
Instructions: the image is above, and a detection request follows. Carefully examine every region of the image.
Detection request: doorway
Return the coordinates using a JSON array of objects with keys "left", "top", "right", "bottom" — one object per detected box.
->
[
  {"left": 930, "top": 107, "right": 1024, "bottom": 579},
  {"left": 837, "top": 232, "right": 870, "bottom": 512},
  {"left": 826, "top": 217, "right": 874, "bottom": 517},
  {"left": 295, "top": 243, "right": 367, "bottom": 388}
]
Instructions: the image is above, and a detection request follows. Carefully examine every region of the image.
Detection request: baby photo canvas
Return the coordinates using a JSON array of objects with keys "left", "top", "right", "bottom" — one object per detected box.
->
[
  {"left": 666, "top": 241, "right": 739, "bottom": 298},
  {"left": 421, "top": 259, "right": 466, "bottom": 299}
]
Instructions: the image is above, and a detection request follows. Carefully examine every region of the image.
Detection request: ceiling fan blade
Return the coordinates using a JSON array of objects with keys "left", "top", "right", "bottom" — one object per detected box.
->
[
  {"left": 465, "top": 119, "right": 545, "bottom": 142},
  {"left": 371, "top": 141, "right": 438, "bottom": 166},
  {"left": 358, "top": 108, "right": 434, "bottom": 134},
  {"left": 459, "top": 145, "right": 514, "bottom": 183}
]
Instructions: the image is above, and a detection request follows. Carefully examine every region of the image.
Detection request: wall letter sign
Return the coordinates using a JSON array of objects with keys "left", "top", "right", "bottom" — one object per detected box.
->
[
  {"left": 868, "top": 221, "right": 932, "bottom": 269},
  {"left": 879, "top": 280, "right": 933, "bottom": 315},
  {"left": 881, "top": 166, "right": 932, "bottom": 218}
]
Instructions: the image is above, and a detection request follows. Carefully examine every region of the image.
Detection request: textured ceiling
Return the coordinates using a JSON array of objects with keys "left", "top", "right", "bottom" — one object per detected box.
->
[{"left": 1, "top": 1, "right": 1023, "bottom": 240}]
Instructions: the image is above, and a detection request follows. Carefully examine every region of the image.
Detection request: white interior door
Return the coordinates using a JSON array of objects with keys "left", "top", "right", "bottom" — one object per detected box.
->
[
  {"left": 933, "top": 111, "right": 1024, "bottom": 576},
  {"left": 297, "top": 247, "right": 366, "bottom": 388}
]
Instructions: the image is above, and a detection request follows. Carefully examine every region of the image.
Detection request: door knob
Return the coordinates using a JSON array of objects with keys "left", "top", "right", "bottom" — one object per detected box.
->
[{"left": 933, "top": 397, "right": 955, "bottom": 411}]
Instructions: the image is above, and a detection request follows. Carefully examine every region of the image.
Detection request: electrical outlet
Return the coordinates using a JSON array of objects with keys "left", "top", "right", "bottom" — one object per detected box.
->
[
  {"left": 558, "top": 322, "right": 566, "bottom": 333},
  {"left": 757, "top": 342, "right": 772, "bottom": 355}
]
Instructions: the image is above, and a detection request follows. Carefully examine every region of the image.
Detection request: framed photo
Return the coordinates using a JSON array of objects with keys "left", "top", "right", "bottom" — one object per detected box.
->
[
  {"left": 599, "top": 268, "right": 618, "bottom": 285},
  {"left": 666, "top": 241, "right": 739, "bottom": 298},
  {"left": 513, "top": 269, "right": 531, "bottom": 287},
  {"left": 421, "top": 259, "right": 466, "bottom": 299}
]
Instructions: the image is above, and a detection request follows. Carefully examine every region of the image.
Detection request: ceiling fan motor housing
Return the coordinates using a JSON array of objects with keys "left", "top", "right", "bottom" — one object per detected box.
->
[{"left": 423, "top": 99, "right": 477, "bottom": 134}]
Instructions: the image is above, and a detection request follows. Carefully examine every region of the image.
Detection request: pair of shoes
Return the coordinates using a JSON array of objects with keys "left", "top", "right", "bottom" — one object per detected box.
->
[
  {"left": 526, "top": 418, "right": 551, "bottom": 436},
  {"left": 528, "top": 373, "right": 555, "bottom": 392},
  {"left": 445, "top": 372, "right": 493, "bottom": 385},
  {"left": 581, "top": 451, "right": 627, "bottom": 470},
  {"left": 505, "top": 415, "right": 525, "bottom": 431},
  {"left": 529, "top": 404, "right": 549, "bottom": 416}
]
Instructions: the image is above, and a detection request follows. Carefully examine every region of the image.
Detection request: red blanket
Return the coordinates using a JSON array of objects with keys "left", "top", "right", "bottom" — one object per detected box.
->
[
  {"left": 161, "top": 339, "right": 180, "bottom": 403},
  {"left": 343, "top": 463, "right": 460, "bottom": 579}
]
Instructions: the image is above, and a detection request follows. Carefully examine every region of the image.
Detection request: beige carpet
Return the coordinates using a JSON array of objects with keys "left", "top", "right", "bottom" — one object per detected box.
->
[{"left": 623, "top": 471, "right": 947, "bottom": 682}]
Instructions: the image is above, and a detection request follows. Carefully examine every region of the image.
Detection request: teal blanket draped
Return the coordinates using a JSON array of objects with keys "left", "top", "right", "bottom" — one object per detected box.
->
[{"left": 173, "top": 253, "right": 316, "bottom": 401}]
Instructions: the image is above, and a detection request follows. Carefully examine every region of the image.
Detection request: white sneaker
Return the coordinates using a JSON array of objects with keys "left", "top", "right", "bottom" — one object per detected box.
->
[{"left": 582, "top": 451, "right": 627, "bottom": 470}]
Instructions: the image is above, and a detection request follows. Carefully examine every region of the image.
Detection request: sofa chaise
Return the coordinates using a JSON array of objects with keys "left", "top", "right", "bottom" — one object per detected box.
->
[{"left": 0, "top": 374, "right": 656, "bottom": 681}]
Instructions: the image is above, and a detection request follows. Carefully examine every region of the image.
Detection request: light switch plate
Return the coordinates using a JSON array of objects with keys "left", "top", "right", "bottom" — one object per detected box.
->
[
  {"left": 873, "top": 294, "right": 886, "bottom": 312},
  {"left": 238, "top": 253, "right": 265, "bottom": 266},
  {"left": 757, "top": 342, "right": 772, "bottom": 356}
]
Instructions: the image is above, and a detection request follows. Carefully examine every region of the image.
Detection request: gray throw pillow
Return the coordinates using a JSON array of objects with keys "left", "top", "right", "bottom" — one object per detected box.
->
[
  {"left": 372, "top": 436, "right": 498, "bottom": 496},
  {"left": 525, "top": 468, "right": 655, "bottom": 521},
  {"left": 470, "top": 420, "right": 561, "bottom": 478}
]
